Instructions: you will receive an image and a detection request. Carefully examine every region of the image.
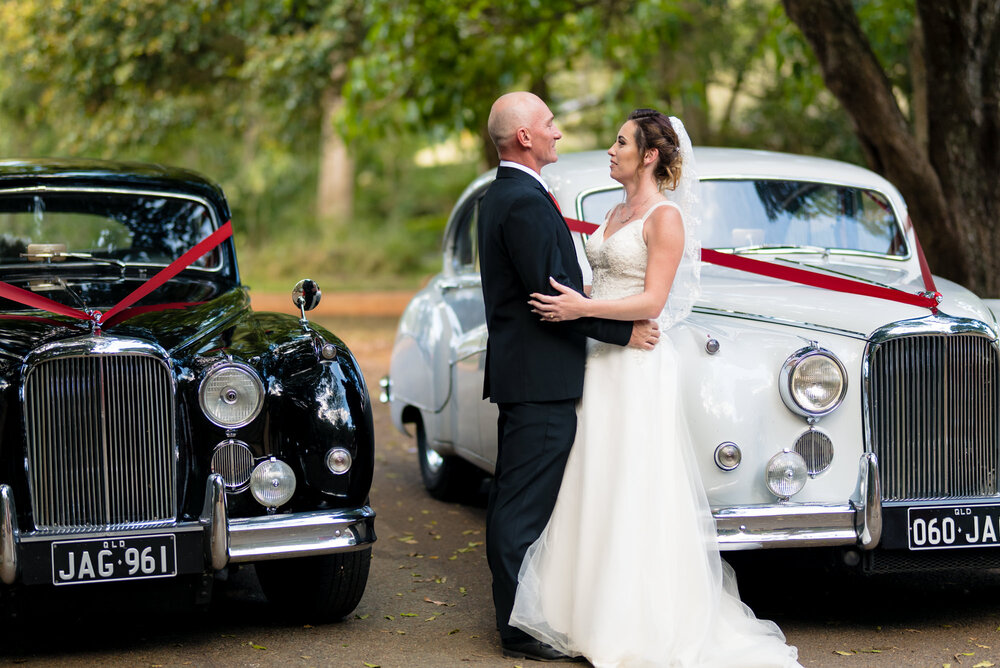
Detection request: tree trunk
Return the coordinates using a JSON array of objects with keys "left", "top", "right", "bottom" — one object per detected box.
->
[
  {"left": 917, "top": 1, "right": 1000, "bottom": 295},
  {"left": 782, "top": 0, "right": 987, "bottom": 292},
  {"left": 317, "top": 89, "right": 353, "bottom": 223}
]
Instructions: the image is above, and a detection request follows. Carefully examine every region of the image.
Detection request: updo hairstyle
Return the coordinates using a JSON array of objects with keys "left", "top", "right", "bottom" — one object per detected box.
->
[{"left": 627, "top": 108, "right": 682, "bottom": 191}]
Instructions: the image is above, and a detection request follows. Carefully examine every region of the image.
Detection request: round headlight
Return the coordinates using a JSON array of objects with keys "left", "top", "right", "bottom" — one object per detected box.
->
[
  {"left": 326, "top": 447, "right": 352, "bottom": 475},
  {"left": 779, "top": 348, "right": 847, "bottom": 417},
  {"left": 714, "top": 442, "right": 742, "bottom": 471},
  {"left": 199, "top": 363, "right": 264, "bottom": 428},
  {"left": 250, "top": 458, "right": 297, "bottom": 508},
  {"left": 765, "top": 450, "right": 808, "bottom": 499}
]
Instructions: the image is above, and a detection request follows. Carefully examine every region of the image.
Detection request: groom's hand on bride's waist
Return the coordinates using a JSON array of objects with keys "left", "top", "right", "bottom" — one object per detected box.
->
[{"left": 627, "top": 319, "right": 660, "bottom": 350}]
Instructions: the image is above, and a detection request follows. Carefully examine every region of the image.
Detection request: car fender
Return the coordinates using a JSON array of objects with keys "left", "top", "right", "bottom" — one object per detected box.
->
[{"left": 671, "top": 313, "right": 867, "bottom": 507}]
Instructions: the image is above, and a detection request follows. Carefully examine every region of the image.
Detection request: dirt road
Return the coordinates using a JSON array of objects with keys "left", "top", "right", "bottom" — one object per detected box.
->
[{"left": 2, "top": 301, "right": 1000, "bottom": 667}]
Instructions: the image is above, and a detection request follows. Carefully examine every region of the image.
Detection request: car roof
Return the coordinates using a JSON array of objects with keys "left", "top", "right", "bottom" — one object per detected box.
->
[{"left": 0, "top": 158, "right": 231, "bottom": 220}]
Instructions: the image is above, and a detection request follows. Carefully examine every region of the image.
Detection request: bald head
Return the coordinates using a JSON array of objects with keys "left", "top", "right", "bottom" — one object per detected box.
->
[{"left": 487, "top": 92, "right": 561, "bottom": 172}]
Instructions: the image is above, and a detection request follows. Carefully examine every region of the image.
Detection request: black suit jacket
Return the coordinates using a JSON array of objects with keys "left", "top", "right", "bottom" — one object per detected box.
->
[{"left": 478, "top": 166, "right": 632, "bottom": 403}]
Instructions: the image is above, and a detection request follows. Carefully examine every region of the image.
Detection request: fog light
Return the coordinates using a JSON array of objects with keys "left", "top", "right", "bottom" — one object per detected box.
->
[
  {"left": 765, "top": 450, "right": 808, "bottom": 499},
  {"left": 250, "top": 458, "right": 296, "bottom": 508},
  {"left": 326, "top": 447, "right": 352, "bottom": 475},
  {"left": 714, "top": 442, "right": 742, "bottom": 471}
]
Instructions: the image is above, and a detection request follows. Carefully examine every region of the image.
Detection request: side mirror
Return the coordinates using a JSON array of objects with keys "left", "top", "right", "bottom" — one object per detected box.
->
[
  {"left": 292, "top": 279, "right": 322, "bottom": 331},
  {"left": 292, "top": 279, "right": 322, "bottom": 312}
]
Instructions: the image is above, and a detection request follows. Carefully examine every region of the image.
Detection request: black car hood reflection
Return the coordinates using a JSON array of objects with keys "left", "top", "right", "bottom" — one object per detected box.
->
[{"left": 0, "top": 285, "right": 250, "bottom": 359}]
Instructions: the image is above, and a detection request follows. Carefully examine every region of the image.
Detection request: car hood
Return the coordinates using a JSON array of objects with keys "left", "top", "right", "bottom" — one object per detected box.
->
[
  {"left": 0, "top": 287, "right": 251, "bottom": 361},
  {"left": 699, "top": 260, "right": 997, "bottom": 338}
]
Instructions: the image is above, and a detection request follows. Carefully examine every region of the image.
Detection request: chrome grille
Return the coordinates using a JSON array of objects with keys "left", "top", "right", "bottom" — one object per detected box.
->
[
  {"left": 23, "top": 353, "right": 176, "bottom": 531},
  {"left": 868, "top": 333, "right": 999, "bottom": 501}
]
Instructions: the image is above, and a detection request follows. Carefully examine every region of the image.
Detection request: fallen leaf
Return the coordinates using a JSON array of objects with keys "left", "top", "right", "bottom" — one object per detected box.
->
[
  {"left": 248, "top": 642, "right": 266, "bottom": 650},
  {"left": 834, "top": 650, "right": 855, "bottom": 656},
  {"left": 363, "top": 663, "right": 381, "bottom": 668},
  {"left": 973, "top": 662, "right": 995, "bottom": 668},
  {"left": 424, "top": 596, "right": 452, "bottom": 606},
  {"left": 400, "top": 613, "right": 418, "bottom": 617},
  {"left": 384, "top": 615, "right": 394, "bottom": 620},
  {"left": 448, "top": 628, "right": 460, "bottom": 635},
  {"left": 355, "top": 614, "right": 370, "bottom": 620}
]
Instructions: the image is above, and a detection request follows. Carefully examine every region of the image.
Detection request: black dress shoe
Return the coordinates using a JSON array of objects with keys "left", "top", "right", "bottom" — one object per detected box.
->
[{"left": 501, "top": 638, "right": 582, "bottom": 662}]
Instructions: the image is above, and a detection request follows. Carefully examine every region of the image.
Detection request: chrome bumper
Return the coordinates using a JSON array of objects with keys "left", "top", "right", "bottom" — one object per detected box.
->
[
  {"left": 714, "top": 452, "right": 882, "bottom": 550},
  {"left": 0, "top": 474, "right": 377, "bottom": 585}
]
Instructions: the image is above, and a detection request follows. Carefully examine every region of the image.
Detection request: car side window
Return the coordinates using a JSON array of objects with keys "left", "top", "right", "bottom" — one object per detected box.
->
[{"left": 451, "top": 197, "right": 480, "bottom": 274}]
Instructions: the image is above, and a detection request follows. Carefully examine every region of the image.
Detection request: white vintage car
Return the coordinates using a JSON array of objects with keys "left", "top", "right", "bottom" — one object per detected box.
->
[{"left": 383, "top": 148, "right": 1000, "bottom": 572}]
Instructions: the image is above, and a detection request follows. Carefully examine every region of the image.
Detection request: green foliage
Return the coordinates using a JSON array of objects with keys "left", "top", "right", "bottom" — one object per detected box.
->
[{"left": 0, "top": 0, "right": 924, "bottom": 291}]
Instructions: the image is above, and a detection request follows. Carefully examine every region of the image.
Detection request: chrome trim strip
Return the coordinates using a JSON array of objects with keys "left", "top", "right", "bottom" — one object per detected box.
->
[
  {"left": 0, "top": 485, "right": 18, "bottom": 584},
  {"left": 18, "top": 524, "right": 203, "bottom": 543},
  {"left": 692, "top": 306, "right": 868, "bottom": 339},
  {"left": 868, "top": 314, "right": 999, "bottom": 345},
  {"left": 227, "top": 506, "right": 377, "bottom": 563},
  {"left": 201, "top": 474, "right": 229, "bottom": 570}
]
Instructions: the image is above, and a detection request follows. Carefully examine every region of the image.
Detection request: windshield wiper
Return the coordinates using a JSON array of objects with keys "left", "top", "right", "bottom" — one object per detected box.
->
[
  {"left": 731, "top": 244, "right": 831, "bottom": 256},
  {"left": 18, "top": 249, "right": 127, "bottom": 270}
]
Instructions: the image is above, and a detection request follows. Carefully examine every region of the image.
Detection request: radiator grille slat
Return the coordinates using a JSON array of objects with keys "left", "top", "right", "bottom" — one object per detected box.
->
[
  {"left": 24, "top": 353, "right": 175, "bottom": 531},
  {"left": 869, "top": 334, "right": 999, "bottom": 501}
]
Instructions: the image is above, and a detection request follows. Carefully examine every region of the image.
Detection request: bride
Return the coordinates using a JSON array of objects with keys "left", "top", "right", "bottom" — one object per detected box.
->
[{"left": 510, "top": 109, "right": 802, "bottom": 667}]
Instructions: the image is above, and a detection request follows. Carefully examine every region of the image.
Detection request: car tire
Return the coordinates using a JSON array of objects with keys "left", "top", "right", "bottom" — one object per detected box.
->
[
  {"left": 255, "top": 548, "right": 371, "bottom": 623},
  {"left": 415, "top": 418, "right": 481, "bottom": 502}
]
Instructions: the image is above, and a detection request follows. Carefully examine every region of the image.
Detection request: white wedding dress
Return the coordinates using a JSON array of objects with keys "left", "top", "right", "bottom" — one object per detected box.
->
[{"left": 509, "top": 201, "right": 802, "bottom": 668}]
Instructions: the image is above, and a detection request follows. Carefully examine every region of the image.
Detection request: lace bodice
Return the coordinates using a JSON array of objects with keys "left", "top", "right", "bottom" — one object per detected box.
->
[{"left": 586, "top": 200, "right": 681, "bottom": 308}]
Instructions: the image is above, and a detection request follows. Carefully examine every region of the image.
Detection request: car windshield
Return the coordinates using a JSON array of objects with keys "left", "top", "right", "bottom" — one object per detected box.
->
[
  {"left": 580, "top": 179, "right": 906, "bottom": 256},
  {"left": 0, "top": 191, "right": 221, "bottom": 269}
]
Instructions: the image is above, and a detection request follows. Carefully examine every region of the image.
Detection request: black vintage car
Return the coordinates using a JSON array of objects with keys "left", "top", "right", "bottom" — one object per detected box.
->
[{"left": 0, "top": 159, "right": 375, "bottom": 619}]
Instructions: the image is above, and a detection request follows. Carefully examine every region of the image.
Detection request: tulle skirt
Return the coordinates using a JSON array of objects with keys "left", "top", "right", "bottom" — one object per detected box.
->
[{"left": 509, "top": 338, "right": 802, "bottom": 668}]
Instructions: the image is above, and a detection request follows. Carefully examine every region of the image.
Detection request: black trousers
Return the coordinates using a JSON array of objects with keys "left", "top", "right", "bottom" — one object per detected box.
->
[{"left": 486, "top": 399, "right": 577, "bottom": 643}]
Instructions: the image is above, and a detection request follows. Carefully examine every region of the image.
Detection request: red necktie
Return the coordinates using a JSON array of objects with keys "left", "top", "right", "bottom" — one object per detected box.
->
[{"left": 547, "top": 190, "right": 562, "bottom": 213}]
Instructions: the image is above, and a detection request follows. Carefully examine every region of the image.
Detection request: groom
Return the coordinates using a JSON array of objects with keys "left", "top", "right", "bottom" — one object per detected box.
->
[{"left": 479, "top": 91, "right": 660, "bottom": 661}]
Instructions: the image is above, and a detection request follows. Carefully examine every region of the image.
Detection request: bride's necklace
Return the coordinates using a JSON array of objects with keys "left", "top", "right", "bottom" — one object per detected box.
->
[{"left": 612, "top": 192, "right": 658, "bottom": 226}]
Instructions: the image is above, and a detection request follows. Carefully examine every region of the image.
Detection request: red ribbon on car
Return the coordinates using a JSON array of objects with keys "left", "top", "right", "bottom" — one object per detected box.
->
[
  {"left": 562, "top": 216, "right": 942, "bottom": 313},
  {"left": 0, "top": 220, "right": 233, "bottom": 326}
]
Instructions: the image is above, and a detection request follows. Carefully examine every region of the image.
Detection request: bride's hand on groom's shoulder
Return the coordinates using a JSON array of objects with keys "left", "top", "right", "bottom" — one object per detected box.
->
[{"left": 529, "top": 277, "right": 587, "bottom": 322}]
